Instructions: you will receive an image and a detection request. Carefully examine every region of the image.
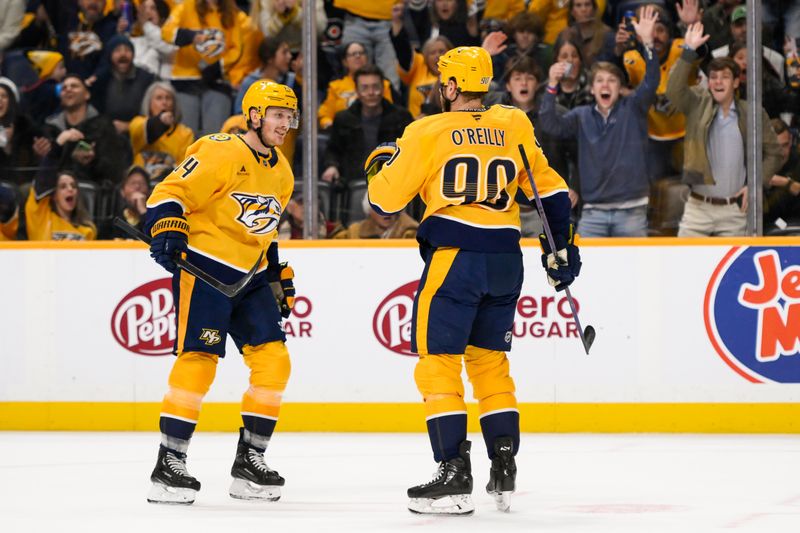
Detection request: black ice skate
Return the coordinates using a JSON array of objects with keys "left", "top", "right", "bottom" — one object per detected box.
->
[
  {"left": 229, "top": 428, "right": 284, "bottom": 501},
  {"left": 147, "top": 447, "right": 201, "bottom": 505},
  {"left": 486, "top": 436, "right": 516, "bottom": 512},
  {"left": 407, "top": 440, "right": 474, "bottom": 515}
]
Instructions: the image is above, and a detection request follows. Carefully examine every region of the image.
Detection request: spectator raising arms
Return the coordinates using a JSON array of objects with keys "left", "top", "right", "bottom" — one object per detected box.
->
[
  {"left": 162, "top": 0, "right": 244, "bottom": 136},
  {"left": 129, "top": 81, "right": 195, "bottom": 179},
  {"left": 19, "top": 168, "right": 96, "bottom": 241},
  {"left": 539, "top": 5, "right": 660, "bottom": 238},
  {"left": 318, "top": 41, "right": 394, "bottom": 130},
  {"left": 391, "top": 3, "right": 453, "bottom": 119},
  {"left": 666, "top": 22, "right": 783, "bottom": 237}
]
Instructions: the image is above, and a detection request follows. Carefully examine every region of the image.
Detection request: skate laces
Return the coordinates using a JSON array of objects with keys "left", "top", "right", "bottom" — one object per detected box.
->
[
  {"left": 247, "top": 448, "right": 271, "bottom": 472},
  {"left": 166, "top": 452, "right": 190, "bottom": 477},
  {"left": 422, "top": 463, "right": 446, "bottom": 486}
]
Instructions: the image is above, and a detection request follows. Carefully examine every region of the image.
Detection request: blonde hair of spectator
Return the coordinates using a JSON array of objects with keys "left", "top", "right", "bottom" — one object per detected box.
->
[
  {"left": 422, "top": 35, "right": 455, "bottom": 60},
  {"left": 196, "top": 0, "right": 238, "bottom": 28},
  {"left": 588, "top": 61, "right": 624, "bottom": 85},
  {"left": 140, "top": 81, "right": 183, "bottom": 124}
]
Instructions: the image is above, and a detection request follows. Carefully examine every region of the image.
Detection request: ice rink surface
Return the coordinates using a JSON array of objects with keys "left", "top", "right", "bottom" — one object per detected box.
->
[{"left": 1, "top": 432, "right": 799, "bottom": 532}]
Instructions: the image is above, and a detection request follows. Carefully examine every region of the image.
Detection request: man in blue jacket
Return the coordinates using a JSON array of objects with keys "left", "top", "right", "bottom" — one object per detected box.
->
[{"left": 538, "top": 5, "right": 660, "bottom": 238}]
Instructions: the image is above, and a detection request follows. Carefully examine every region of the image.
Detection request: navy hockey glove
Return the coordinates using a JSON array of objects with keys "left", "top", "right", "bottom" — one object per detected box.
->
[
  {"left": 149, "top": 216, "right": 189, "bottom": 273},
  {"left": 268, "top": 262, "right": 295, "bottom": 318},
  {"left": 539, "top": 224, "right": 581, "bottom": 292}
]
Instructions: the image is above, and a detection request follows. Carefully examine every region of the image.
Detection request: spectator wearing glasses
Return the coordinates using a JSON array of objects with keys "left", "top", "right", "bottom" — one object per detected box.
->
[
  {"left": 321, "top": 64, "right": 412, "bottom": 186},
  {"left": 318, "top": 41, "right": 394, "bottom": 130}
]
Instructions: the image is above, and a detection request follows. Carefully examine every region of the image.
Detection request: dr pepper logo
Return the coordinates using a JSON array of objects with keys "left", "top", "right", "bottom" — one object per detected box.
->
[
  {"left": 373, "top": 281, "right": 418, "bottom": 356},
  {"left": 705, "top": 246, "right": 800, "bottom": 383},
  {"left": 111, "top": 279, "right": 175, "bottom": 356}
]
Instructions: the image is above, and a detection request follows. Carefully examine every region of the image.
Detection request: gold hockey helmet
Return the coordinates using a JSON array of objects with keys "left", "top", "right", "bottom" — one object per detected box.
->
[
  {"left": 241, "top": 80, "right": 299, "bottom": 129},
  {"left": 437, "top": 46, "right": 493, "bottom": 93}
]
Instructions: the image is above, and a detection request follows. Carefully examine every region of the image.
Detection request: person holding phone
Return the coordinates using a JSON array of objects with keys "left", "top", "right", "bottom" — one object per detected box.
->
[{"left": 42, "top": 74, "right": 126, "bottom": 185}]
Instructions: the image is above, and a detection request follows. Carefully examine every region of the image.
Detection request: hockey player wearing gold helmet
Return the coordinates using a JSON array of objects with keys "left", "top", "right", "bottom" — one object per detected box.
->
[
  {"left": 366, "top": 46, "right": 581, "bottom": 515},
  {"left": 144, "top": 80, "right": 298, "bottom": 505}
]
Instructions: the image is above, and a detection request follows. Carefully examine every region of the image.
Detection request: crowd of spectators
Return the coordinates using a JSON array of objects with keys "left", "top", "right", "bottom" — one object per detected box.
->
[{"left": 0, "top": 0, "right": 799, "bottom": 242}]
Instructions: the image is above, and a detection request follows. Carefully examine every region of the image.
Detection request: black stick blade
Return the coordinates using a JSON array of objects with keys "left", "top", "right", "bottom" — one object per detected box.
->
[{"left": 583, "top": 325, "right": 597, "bottom": 355}]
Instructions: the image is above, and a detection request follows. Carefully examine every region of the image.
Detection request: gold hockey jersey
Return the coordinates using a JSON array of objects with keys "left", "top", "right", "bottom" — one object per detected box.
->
[
  {"left": 162, "top": 0, "right": 243, "bottom": 80},
  {"left": 146, "top": 133, "right": 294, "bottom": 279},
  {"left": 368, "top": 104, "right": 570, "bottom": 252}
]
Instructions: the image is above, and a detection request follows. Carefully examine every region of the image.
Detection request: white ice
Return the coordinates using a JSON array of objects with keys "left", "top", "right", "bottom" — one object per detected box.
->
[{"left": 1, "top": 432, "right": 799, "bottom": 532}]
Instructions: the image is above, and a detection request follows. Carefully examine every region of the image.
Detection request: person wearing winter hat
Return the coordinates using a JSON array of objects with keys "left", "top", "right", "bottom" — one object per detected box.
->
[
  {"left": 0, "top": 76, "right": 48, "bottom": 182},
  {"left": 21, "top": 50, "right": 67, "bottom": 124},
  {"left": 91, "top": 33, "right": 155, "bottom": 135}
]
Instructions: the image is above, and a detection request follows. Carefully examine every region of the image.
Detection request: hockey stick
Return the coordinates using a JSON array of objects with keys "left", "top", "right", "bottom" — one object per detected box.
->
[
  {"left": 114, "top": 217, "right": 263, "bottom": 298},
  {"left": 517, "top": 144, "right": 596, "bottom": 355}
]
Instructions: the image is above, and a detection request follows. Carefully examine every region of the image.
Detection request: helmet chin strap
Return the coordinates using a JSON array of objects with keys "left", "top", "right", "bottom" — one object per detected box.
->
[
  {"left": 255, "top": 118, "right": 275, "bottom": 149},
  {"left": 439, "top": 84, "right": 459, "bottom": 112}
]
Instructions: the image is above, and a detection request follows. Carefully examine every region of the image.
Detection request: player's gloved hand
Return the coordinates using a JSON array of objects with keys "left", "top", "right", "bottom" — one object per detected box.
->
[
  {"left": 149, "top": 216, "right": 190, "bottom": 273},
  {"left": 364, "top": 142, "right": 398, "bottom": 183},
  {"left": 539, "top": 224, "right": 581, "bottom": 292},
  {"left": 268, "top": 262, "right": 295, "bottom": 318}
]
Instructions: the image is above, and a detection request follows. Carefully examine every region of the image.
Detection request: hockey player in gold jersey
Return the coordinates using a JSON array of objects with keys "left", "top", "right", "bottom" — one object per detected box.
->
[
  {"left": 366, "top": 46, "right": 582, "bottom": 515},
  {"left": 144, "top": 80, "right": 298, "bottom": 505}
]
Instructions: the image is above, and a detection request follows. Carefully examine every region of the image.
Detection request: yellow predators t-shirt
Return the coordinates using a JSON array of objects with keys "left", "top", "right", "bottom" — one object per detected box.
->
[
  {"left": 24, "top": 189, "right": 96, "bottom": 241},
  {"left": 369, "top": 105, "right": 569, "bottom": 252},
  {"left": 146, "top": 133, "right": 294, "bottom": 275}
]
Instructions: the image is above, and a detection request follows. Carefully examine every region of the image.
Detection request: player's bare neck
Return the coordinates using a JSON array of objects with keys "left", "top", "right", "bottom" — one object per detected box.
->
[
  {"left": 451, "top": 97, "right": 484, "bottom": 113},
  {"left": 241, "top": 129, "right": 273, "bottom": 155}
]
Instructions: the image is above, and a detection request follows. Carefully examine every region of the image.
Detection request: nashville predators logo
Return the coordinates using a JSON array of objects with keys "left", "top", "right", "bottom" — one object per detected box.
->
[
  {"left": 194, "top": 28, "right": 226, "bottom": 59},
  {"left": 199, "top": 328, "right": 222, "bottom": 346},
  {"left": 231, "top": 192, "right": 282, "bottom": 235}
]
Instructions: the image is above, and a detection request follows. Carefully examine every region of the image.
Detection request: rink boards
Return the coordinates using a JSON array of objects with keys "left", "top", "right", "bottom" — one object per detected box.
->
[{"left": 1, "top": 237, "right": 799, "bottom": 432}]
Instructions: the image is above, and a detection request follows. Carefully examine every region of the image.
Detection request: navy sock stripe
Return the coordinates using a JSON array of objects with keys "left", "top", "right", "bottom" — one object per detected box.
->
[
  {"left": 426, "top": 413, "right": 467, "bottom": 462},
  {"left": 159, "top": 415, "right": 196, "bottom": 441},
  {"left": 242, "top": 414, "right": 277, "bottom": 439},
  {"left": 479, "top": 411, "right": 520, "bottom": 458}
]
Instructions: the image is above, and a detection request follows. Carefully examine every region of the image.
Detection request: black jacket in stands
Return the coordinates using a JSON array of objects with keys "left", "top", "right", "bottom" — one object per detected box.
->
[
  {"left": 44, "top": 105, "right": 128, "bottom": 185},
  {"left": 323, "top": 98, "right": 413, "bottom": 184}
]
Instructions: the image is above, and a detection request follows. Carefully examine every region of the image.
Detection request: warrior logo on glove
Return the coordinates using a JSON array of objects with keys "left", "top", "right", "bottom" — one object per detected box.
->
[{"left": 231, "top": 193, "right": 282, "bottom": 234}]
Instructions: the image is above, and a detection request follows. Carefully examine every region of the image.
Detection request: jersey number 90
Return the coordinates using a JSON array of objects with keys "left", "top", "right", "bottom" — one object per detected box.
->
[{"left": 441, "top": 156, "right": 516, "bottom": 211}]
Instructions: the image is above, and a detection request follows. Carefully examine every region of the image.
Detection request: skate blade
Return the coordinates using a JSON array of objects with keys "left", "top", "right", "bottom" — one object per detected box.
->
[
  {"left": 147, "top": 482, "right": 197, "bottom": 505},
  {"left": 491, "top": 491, "right": 512, "bottom": 512},
  {"left": 408, "top": 494, "right": 474, "bottom": 516},
  {"left": 229, "top": 477, "right": 281, "bottom": 501}
]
